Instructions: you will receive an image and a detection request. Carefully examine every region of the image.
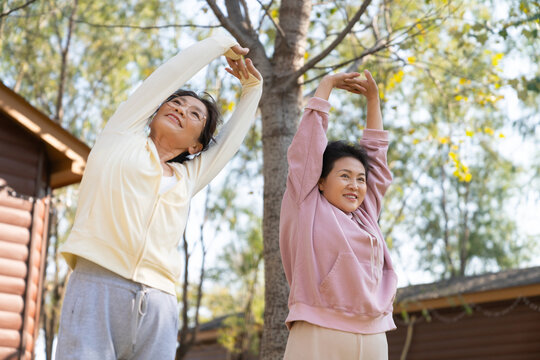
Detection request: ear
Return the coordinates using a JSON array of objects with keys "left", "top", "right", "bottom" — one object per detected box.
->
[
  {"left": 317, "top": 178, "right": 325, "bottom": 192},
  {"left": 188, "top": 142, "right": 203, "bottom": 155}
]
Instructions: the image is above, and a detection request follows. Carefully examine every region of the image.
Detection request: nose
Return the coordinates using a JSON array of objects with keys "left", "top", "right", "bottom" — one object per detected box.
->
[
  {"left": 174, "top": 105, "right": 186, "bottom": 116},
  {"left": 347, "top": 179, "right": 360, "bottom": 189}
]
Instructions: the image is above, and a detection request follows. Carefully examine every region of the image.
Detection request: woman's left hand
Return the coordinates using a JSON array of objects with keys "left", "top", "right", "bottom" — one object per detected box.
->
[
  {"left": 344, "top": 70, "right": 379, "bottom": 102},
  {"left": 225, "top": 56, "right": 262, "bottom": 82}
]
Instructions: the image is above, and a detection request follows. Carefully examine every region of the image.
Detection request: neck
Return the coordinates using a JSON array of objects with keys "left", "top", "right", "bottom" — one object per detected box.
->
[{"left": 149, "top": 133, "right": 184, "bottom": 175}]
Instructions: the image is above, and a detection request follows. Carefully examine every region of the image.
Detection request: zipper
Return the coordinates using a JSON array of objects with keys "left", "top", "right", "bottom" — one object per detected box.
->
[{"left": 131, "top": 193, "right": 161, "bottom": 278}]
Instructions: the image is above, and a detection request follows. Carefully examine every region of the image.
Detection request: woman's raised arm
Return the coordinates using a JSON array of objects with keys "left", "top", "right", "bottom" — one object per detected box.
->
[
  {"left": 104, "top": 34, "right": 240, "bottom": 134},
  {"left": 189, "top": 58, "right": 263, "bottom": 195}
]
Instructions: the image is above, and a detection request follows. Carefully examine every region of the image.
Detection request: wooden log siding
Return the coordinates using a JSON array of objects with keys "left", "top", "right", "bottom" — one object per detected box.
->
[
  {"left": 388, "top": 295, "right": 540, "bottom": 360},
  {"left": 0, "top": 118, "right": 43, "bottom": 198},
  {"left": 0, "top": 190, "right": 50, "bottom": 360}
]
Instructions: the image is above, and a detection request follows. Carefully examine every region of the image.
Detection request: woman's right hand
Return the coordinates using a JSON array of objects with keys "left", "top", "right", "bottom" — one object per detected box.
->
[
  {"left": 314, "top": 72, "right": 361, "bottom": 100},
  {"left": 224, "top": 45, "right": 248, "bottom": 78},
  {"left": 225, "top": 46, "right": 262, "bottom": 82}
]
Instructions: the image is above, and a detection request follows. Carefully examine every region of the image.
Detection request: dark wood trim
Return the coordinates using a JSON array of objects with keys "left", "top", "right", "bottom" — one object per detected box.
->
[{"left": 395, "top": 283, "right": 540, "bottom": 313}]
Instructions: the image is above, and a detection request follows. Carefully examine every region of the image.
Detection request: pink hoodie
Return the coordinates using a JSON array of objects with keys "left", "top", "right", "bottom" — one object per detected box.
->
[{"left": 279, "top": 97, "right": 397, "bottom": 334}]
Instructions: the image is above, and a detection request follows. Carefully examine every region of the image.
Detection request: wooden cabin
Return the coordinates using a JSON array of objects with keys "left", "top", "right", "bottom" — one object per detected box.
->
[
  {"left": 389, "top": 266, "right": 540, "bottom": 360},
  {"left": 184, "top": 266, "right": 540, "bottom": 360},
  {"left": 0, "top": 82, "right": 90, "bottom": 359}
]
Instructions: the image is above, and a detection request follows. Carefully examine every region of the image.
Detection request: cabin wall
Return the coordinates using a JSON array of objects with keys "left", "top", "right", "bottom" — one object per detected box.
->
[
  {"left": 388, "top": 295, "right": 540, "bottom": 360},
  {"left": 0, "top": 114, "right": 48, "bottom": 198},
  {"left": 1, "top": 113, "right": 51, "bottom": 359},
  {"left": 0, "top": 191, "right": 50, "bottom": 360}
]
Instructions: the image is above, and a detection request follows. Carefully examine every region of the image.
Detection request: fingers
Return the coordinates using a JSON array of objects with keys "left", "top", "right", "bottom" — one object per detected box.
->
[
  {"left": 238, "top": 58, "right": 249, "bottom": 79},
  {"left": 226, "top": 57, "right": 261, "bottom": 82},
  {"left": 336, "top": 83, "right": 366, "bottom": 94},
  {"left": 329, "top": 70, "right": 377, "bottom": 96},
  {"left": 226, "top": 56, "right": 249, "bottom": 80},
  {"left": 364, "top": 69, "right": 375, "bottom": 84},
  {"left": 230, "top": 44, "right": 249, "bottom": 56},
  {"left": 245, "top": 58, "right": 262, "bottom": 80}
]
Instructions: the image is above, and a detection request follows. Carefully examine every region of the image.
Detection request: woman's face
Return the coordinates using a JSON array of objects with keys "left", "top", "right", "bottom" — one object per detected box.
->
[
  {"left": 150, "top": 95, "right": 208, "bottom": 155},
  {"left": 318, "top": 156, "right": 367, "bottom": 213}
]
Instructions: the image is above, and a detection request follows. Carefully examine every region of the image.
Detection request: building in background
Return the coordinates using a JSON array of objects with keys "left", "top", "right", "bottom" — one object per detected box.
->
[
  {"left": 0, "top": 82, "right": 89, "bottom": 360},
  {"left": 389, "top": 266, "right": 540, "bottom": 360},
  {"left": 184, "top": 266, "right": 540, "bottom": 360}
]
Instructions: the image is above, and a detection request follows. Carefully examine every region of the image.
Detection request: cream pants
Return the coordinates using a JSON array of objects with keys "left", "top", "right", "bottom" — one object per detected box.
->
[{"left": 283, "top": 321, "right": 388, "bottom": 360}]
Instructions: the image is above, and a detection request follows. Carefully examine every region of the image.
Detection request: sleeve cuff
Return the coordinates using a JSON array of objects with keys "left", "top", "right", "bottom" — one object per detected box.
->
[
  {"left": 240, "top": 73, "right": 263, "bottom": 88},
  {"left": 305, "top": 97, "right": 331, "bottom": 114},
  {"left": 209, "top": 33, "right": 239, "bottom": 55},
  {"left": 362, "top": 128, "right": 389, "bottom": 141}
]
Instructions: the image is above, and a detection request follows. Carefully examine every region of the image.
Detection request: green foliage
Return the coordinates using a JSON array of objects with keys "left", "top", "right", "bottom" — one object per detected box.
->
[
  {"left": 0, "top": 0, "right": 174, "bottom": 144},
  {"left": 299, "top": 0, "right": 539, "bottom": 279},
  {"left": 203, "top": 213, "right": 264, "bottom": 357}
]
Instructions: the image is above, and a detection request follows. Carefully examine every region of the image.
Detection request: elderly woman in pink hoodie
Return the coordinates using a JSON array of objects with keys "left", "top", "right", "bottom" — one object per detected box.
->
[{"left": 280, "top": 70, "right": 397, "bottom": 360}]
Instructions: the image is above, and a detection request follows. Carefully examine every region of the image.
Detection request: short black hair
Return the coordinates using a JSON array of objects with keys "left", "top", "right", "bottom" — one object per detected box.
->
[
  {"left": 320, "top": 141, "right": 370, "bottom": 180},
  {"left": 159, "top": 89, "right": 222, "bottom": 164}
]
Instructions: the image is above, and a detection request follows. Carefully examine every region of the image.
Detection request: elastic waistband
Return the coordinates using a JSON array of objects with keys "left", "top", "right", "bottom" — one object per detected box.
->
[{"left": 74, "top": 257, "right": 143, "bottom": 292}]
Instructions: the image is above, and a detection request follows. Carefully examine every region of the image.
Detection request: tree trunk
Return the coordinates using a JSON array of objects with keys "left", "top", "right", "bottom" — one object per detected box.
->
[{"left": 259, "top": 2, "right": 312, "bottom": 358}]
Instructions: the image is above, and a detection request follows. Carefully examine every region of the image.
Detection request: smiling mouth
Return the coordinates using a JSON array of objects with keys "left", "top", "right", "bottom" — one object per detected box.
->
[
  {"left": 167, "top": 113, "right": 182, "bottom": 127},
  {"left": 344, "top": 194, "right": 358, "bottom": 200}
]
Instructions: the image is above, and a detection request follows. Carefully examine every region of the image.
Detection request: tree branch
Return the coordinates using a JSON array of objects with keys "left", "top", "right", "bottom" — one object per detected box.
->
[
  {"left": 290, "top": 0, "right": 372, "bottom": 80},
  {"left": 256, "top": 0, "right": 285, "bottom": 39},
  {"left": 55, "top": 0, "right": 78, "bottom": 123},
  {"left": 206, "top": 0, "right": 271, "bottom": 78},
  {"left": 73, "top": 18, "right": 220, "bottom": 30},
  {"left": 206, "top": 0, "right": 254, "bottom": 47},
  {"left": 0, "top": 0, "right": 37, "bottom": 19},
  {"left": 299, "top": 38, "right": 391, "bottom": 86}
]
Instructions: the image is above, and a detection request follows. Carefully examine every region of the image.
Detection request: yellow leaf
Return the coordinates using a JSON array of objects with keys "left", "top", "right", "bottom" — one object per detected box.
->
[
  {"left": 413, "top": 139, "right": 420, "bottom": 145},
  {"left": 484, "top": 127, "right": 494, "bottom": 135},
  {"left": 466, "top": 129, "right": 474, "bottom": 137},
  {"left": 227, "top": 101, "right": 235, "bottom": 112},
  {"left": 408, "top": 129, "right": 415, "bottom": 134},
  {"left": 379, "top": 89, "right": 385, "bottom": 99},
  {"left": 407, "top": 56, "right": 416, "bottom": 64},
  {"left": 459, "top": 78, "right": 467, "bottom": 85},
  {"left": 453, "top": 170, "right": 460, "bottom": 177},
  {"left": 438, "top": 137, "right": 449, "bottom": 144},
  {"left": 451, "top": 145, "right": 459, "bottom": 151},
  {"left": 455, "top": 95, "right": 463, "bottom": 101},
  {"left": 271, "top": 9, "right": 278, "bottom": 18},
  {"left": 499, "top": 133, "right": 505, "bottom": 138},
  {"left": 448, "top": 151, "right": 458, "bottom": 160},
  {"left": 491, "top": 53, "right": 504, "bottom": 66},
  {"left": 395, "top": 70, "right": 404, "bottom": 82},
  {"left": 464, "top": 173, "right": 472, "bottom": 182},
  {"left": 304, "top": 52, "right": 309, "bottom": 60}
]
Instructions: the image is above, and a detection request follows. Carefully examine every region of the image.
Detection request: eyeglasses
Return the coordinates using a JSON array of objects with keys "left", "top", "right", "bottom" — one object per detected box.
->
[{"left": 166, "top": 97, "right": 207, "bottom": 122}]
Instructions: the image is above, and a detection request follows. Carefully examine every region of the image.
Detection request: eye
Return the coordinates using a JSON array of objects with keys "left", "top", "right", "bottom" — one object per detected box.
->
[
  {"left": 191, "top": 111, "right": 202, "bottom": 120},
  {"left": 358, "top": 178, "right": 365, "bottom": 183},
  {"left": 172, "top": 99, "right": 181, "bottom": 106},
  {"left": 340, "top": 174, "right": 349, "bottom": 179}
]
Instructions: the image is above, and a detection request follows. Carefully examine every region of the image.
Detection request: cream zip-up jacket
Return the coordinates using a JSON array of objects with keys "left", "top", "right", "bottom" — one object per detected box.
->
[{"left": 60, "top": 35, "right": 263, "bottom": 295}]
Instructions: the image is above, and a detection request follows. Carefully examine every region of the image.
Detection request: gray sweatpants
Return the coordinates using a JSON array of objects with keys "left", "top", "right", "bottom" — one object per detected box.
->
[{"left": 55, "top": 258, "right": 179, "bottom": 360}]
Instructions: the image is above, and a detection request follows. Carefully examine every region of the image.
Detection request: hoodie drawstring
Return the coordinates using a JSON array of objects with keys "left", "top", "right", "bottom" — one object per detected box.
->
[
  {"left": 131, "top": 286, "right": 149, "bottom": 350},
  {"left": 352, "top": 213, "right": 383, "bottom": 284}
]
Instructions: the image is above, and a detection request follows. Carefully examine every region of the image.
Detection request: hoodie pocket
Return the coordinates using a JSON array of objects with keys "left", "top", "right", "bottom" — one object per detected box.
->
[{"left": 319, "top": 252, "right": 397, "bottom": 316}]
